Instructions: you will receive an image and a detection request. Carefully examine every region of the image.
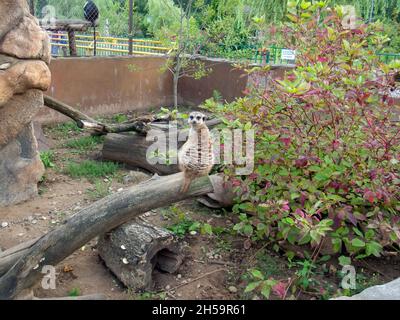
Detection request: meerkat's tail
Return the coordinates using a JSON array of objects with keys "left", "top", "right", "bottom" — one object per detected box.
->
[{"left": 180, "top": 176, "right": 192, "bottom": 193}]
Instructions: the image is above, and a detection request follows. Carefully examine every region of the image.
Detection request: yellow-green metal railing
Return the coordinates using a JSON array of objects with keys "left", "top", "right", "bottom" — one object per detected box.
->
[{"left": 49, "top": 32, "right": 172, "bottom": 57}]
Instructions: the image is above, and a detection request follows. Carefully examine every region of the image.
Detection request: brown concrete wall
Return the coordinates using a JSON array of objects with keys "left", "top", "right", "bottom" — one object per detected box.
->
[
  {"left": 178, "top": 58, "right": 248, "bottom": 106},
  {"left": 178, "top": 58, "right": 293, "bottom": 106},
  {"left": 36, "top": 56, "right": 174, "bottom": 123},
  {"left": 35, "top": 56, "right": 293, "bottom": 124}
]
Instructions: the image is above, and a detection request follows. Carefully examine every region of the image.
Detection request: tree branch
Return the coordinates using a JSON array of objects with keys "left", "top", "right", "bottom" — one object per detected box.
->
[{"left": 44, "top": 95, "right": 151, "bottom": 135}]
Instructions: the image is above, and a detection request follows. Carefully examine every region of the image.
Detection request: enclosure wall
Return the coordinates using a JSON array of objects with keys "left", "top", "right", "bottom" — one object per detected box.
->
[
  {"left": 35, "top": 56, "right": 293, "bottom": 123},
  {"left": 36, "top": 56, "right": 174, "bottom": 123}
]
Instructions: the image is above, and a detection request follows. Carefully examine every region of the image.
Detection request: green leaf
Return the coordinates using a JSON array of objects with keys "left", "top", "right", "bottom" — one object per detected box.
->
[
  {"left": 282, "top": 217, "right": 295, "bottom": 225},
  {"left": 319, "top": 255, "right": 331, "bottom": 262},
  {"left": 244, "top": 281, "right": 261, "bottom": 293},
  {"left": 365, "top": 241, "right": 382, "bottom": 257},
  {"left": 201, "top": 223, "right": 213, "bottom": 235},
  {"left": 189, "top": 222, "right": 201, "bottom": 231},
  {"left": 351, "top": 238, "right": 366, "bottom": 248},
  {"left": 308, "top": 165, "right": 321, "bottom": 172},
  {"left": 352, "top": 228, "right": 363, "bottom": 237},
  {"left": 338, "top": 256, "right": 351, "bottom": 267},
  {"left": 326, "top": 194, "right": 346, "bottom": 202},
  {"left": 342, "top": 39, "right": 351, "bottom": 52},
  {"left": 279, "top": 168, "right": 289, "bottom": 176},
  {"left": 251, "top": 269, "right": 264, "bottom": 280},
  {"left": 365, "top": 229, "right": 375, "bottom": 240},
  {"left": 261, "top": 283, "right": 272, "bottom": 298},
  {"left": 298, "top": 233, "right": 311, "bottom": 245},
  {"left": 314, "top": 171, "right": 331, "bottom": 182},
  {"left": 287, "top": 13, "right": 298, "bottom": 23},
  {"left": 243, "top": 224, "right": 253, "bottom": 236},
  {"left": 300, "top": 1, "right": 312, "bottom": 10},
  {"left": 332, "top": 238, "right": 342, "bottom": 253}
]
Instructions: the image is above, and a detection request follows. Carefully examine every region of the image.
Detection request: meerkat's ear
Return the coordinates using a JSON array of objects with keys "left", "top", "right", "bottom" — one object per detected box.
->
[{"left": 203, "top": 115, "right": 207, "bottom": 121}]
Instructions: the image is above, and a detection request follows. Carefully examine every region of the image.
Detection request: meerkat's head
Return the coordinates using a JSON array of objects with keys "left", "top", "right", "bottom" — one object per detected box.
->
[{"left": 188, "top": 111, "right": 207, "bottom": 128}]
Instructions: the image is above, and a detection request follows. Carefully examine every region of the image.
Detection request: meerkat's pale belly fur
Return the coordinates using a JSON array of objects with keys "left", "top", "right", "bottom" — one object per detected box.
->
[{"left": 178, "top": 126, "right": 214, "bottom": 192}]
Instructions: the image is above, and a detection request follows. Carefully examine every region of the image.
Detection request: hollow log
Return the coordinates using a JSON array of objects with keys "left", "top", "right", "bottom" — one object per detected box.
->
[
  {"left": 98, "top": 221, "right": 183, "bottom": 291},
  {"left": 0, "top": 173, "right": 214, "bottom": 300}
]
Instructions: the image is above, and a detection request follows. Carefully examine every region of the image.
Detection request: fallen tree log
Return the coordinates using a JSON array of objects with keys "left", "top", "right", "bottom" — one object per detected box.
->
[
  {"left": 44, "top": 95, "right": 151, "bottom": 135},
  {"left": 0, "top": 173, "right": 214, "bottom": 300},
  {"left": 102, "top": 118, "right": 222, "bottom": 175},
  {"left": 102, "top": 118, "right": 234, "bottom": 208},
  {"left": 0, "top": 238, "right": 39, "bottom": 277},
  {"left": 103, "top": 132, "right": 179, "bottom": 175}
]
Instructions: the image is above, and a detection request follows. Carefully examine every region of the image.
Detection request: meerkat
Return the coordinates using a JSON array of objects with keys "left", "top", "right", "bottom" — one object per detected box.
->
[{"left": 178, "top": 111, "right": 214, "bottom": 193}]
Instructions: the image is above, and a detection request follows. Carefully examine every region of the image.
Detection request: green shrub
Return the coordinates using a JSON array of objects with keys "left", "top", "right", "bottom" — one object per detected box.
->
[{"left": 209, "top": 1, "right": 400, "bottom": 260}]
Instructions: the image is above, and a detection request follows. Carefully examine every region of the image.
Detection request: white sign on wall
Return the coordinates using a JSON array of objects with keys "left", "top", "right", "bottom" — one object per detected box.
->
[{"left": 281, "top": 49, "right": 296, "bottom": 61}]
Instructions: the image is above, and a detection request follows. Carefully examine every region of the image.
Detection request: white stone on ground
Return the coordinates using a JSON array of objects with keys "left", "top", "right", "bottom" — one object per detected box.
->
[{"left": 333, "top": 278, "right": 400, "bottom": 300}]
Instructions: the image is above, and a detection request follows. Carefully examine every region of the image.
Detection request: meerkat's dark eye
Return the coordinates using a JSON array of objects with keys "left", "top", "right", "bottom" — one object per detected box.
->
[
  {"left": 189, "top": 115, "right": 194, "bottom": 120},
  {"left": 203, "top": 116, "right": 206, "bottom": 121},
  {"left": 196, "top": 116, "right": 201, "bottom": 120}
]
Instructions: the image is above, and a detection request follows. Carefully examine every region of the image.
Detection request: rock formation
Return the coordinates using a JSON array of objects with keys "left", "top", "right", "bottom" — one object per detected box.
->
[{"left": 0, "top": 0, "right": 51, "bottom": 207}]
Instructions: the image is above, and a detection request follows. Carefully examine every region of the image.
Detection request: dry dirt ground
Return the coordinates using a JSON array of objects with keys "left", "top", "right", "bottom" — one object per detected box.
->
[{"left": 0, "top": 113, "right": 399, "bottom": 300}]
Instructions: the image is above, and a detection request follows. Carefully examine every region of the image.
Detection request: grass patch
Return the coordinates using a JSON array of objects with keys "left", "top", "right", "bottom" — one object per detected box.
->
[
  {"left": 68, "top": 288, "right": 81, "bottom": 297},
  {"left": 40, "top": 151, "right": 56, "bottom": 169},
  {"left": 113, "top": 114, "right": 129, "bottom": 123},
  {"left": 65, "top": 160, "right": 121, "bottom": 180},
  {"left": 255, "top": 252, "right": 284, "bottom": 279},
  {"left": 127, "top": 289, "right": 167, "bottom": 301},
  {"left": 86, "top": 179, "right": 111, "bottom": 200},
  {"left": 64, "top": 135, "right": 105, "bottom": 152},
  {"left": 46, "top": 121, "right": 82, "bottom": 138}
]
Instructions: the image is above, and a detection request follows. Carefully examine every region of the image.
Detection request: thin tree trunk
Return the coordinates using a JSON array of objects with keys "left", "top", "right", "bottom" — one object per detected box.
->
[{"left": 173, "top": 73, "right": 179, "bottom": 108}]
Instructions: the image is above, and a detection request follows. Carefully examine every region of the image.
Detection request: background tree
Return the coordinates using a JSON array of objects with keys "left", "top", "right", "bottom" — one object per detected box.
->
[
  {"left": 31, "top": 0, "right": 400, "bottom": 52},
  {"left": 157, "top": 0, "right": 212, "bottom": 108}
]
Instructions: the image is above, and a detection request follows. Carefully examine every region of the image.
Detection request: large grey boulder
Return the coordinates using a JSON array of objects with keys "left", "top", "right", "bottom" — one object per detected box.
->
[
  {"left": 0, "top": 0, "right": 51, "bottom": 207},
  {"left": 0, "top": 90, "right": 44, "bottom": 148},
  {"left": 334, "top": 278, "right": 400, "bottom": 300},
  {"left": 0, "top": 55, "right": 51, "bottom": 107},
  {"left": 0, "top": 123, "right": 44, "bottom": 207},
  {"left": 0, "top": 12, "right": 51, "bottom": 64},
  {"left": 0, "top": 0, "right": 27, "bottom": 41}
]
